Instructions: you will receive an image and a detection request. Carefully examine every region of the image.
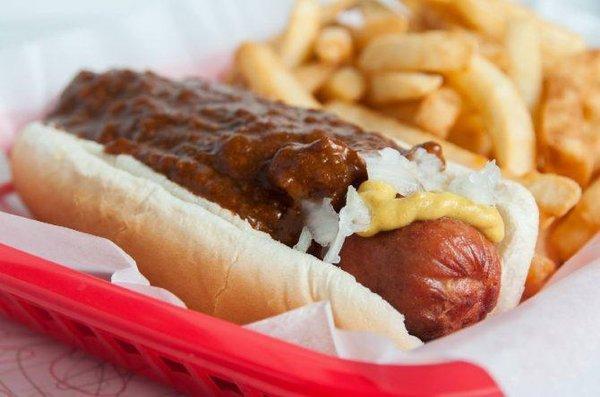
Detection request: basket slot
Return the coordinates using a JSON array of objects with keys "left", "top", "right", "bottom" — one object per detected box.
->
[
  {"left": 48, "top": 312, "right": 90, "bottom": 346},
  {"left": 134, "top": 346, "right": 218, "bottom": 395},
  {"left": 161, "top": 356, "right": 190, "bottom": 375},
  {"left": 115, "top": 338, "right": 140, "bottom": 355},
  {"left": 3, "top": 293, "right": 47, "bottom": 333},
  {"left": 0, "top": 293, "right": 11, "bottom": 316},
  {"left": 210, "top": 376, "right": 244, "bottom": 396}
]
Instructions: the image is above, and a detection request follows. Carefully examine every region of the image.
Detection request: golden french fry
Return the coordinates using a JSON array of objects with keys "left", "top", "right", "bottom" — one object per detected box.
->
[
  {"left": 414, "top": 88, "right": 461, "bottom": 138},
  {"left": 498, "top": 1, "right": 586, "bottom": 70},
  {"left": 368, "top": 72, "right": 443, "bottom": 103},
  {"left": 324, "top": 100, "right": 488, "bottom": 169},
  {"left": 321, "top": 66, "right": 366, "bottom": 102},
  {"left": 376, "top": 101, "right": 421, "bottom": 124},
  {"left": 450, "top": 0, "right": 507, "bottom": 39},
  {"left": 447, "top": 111, "right": 492, "bottom": 156},
  {"left": 477, "top": 38, "right": 508, "bottom": 72},
  {"left": 353, "top": 15, "right": 409, "bottom": 49},
  {"left": 321, "top": 0, "right": 359, "bottom": 24},
  {"left": 517, "top": 172, "right": 582, "bottom": 218},
  {"left": 359, "top": 0, "right": 398, "bottom": 20},
  {"left": 444, "top": 0, "right": 586, "bottom": 69},
  {"left": 505, "top": 17, "right": 542, "bottom": 110},
  {"left": 358, "top": 31, "right": 475, "bottom": 73},
  {"left": 278, "top": 0, "right": 321, "bottom": 67},
  {"left": 447, "top": 55, "right": 535, "bottom": 176},
  {"left": 522, "top": 253, "right": 557, "bottom": 300},
  {"left": 235, "top": 42, "right": 320, "bottom": 109},
  {"left": 539, "top": 53, "right": 597, "bottom": 186},
  {"left": 550, "top": 177, "right": 600, "bottom": 261},
  {"left": 314, "top": 26, "right": 354, "bottom": 65},
  {"left": 294, "top": 62, "right": 336, "bottom": 93},
  {"left": 407, "top": 0, "right": 464, "bottom": 32}
]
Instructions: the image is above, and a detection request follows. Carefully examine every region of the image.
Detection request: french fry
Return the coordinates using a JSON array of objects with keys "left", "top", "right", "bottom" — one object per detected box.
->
[
  {"left": 321, "top": 0, "right": 359, "bottom": 24},
  {"left": 517, "top": 172, "right": 582, "bottom": 218},
  {"left": 294, "top": 62, "right": 336, "bottom": 93},
  {"left": 359, "top": 0, "right": 399, "bottom": 20},
  {"left": 550, "top": 177, "right": 600, "bottom": 261},
  {"left": 408, "top": 0, "right": 464, "bottom": 32},
  {"left": 278, "top": 0, "right": 321, "bottom": 67},
  {"left": 235, "top": 42, "right": 320, "bottom": 109},
  {"left": 477, "top": 38, "right": 508, "bottom": 72},
  {"left": 376, "top": 88, "right": 461, "bottom": 138},
  {"left": 498, "top": 1, "right": 586, "bottom": 70},
  {"left": 450, "top": 0, "right": 507, "bottom": 40},
  {"left": 353, "top": 15, "right": 409, "bottom": 49},
  {"left": 522, "top": 253, "right": 557, "bottom": 300},
  {"left": 359, "top": 31, "right": 475, "bottom": 73},
  {"left": 447, "top": 55, "right": 535, "bottom": 176},
  {"left": 414, "top": 88, "right": 461, "bottom": 138},
  {"left": 314, "top": 26, "right": 354, "bottom": 65},
  {"left": 376, "top": 101, "right": 421, "bottom": 125},
  {"left": 505, "top": 17, "right": 542, "bottom": 111},
  {"left": 443, "top": 0, "right": 586, "bottom": 69},
  {"left": 324, "top": 100, "right": 488, "bottom": 169},
  {"left": 321, "top": 66, "right": 366, "bottom": 102},
  {"left": 368, "top": 72, "right": 443, "bottom": 103},
  {"left": 539, "top": 53, "right": 596, "bottom": 186},
  {"left": 447, "top": 111, "right": 492, "bottom": 156}
]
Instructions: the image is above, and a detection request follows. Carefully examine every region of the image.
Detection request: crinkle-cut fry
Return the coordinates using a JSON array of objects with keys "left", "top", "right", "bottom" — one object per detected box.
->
[
  {"left": 314, "top": 26, "right": 354, "bottom": 65},
  {"left": 235, "top": 42, "right": 320, "bottom": 109},
  {"left": 516, "top": 172, "right": 582, "bottom": 218},
  {"left": 550, "top": 177, "right": 600, "bottom": 261},
  {"left": 294, "top": 62, "right": 336, "bottom": 93},
  {"left": 320, "top": 66, "right": 366, "bottom": 102},
  {"left": 324, "top": 100, "right": 488, "bottom": 169},
  {"left": 505, "top": 17, "right": 542, "bottom": 111},
  {"left": 414, "top": 87, "right": 461, "bottom": 138},
  {"left": 358, "top": 31, "right": 475, "bottom": 73},
  {"left": 368, "top": 72, "right": 443, "bottom": 103},
  {"left": 352, "top": 14, "right": 409, "bottom": 50},
  {"left": 278, "top": 0, "right": 321, "bottom": 67},
  {"left": 447, "top": 55, "right": 535, "bottom": 176},
  {"left": 522, "top": 253, "right": 557, "bottom": 300}
]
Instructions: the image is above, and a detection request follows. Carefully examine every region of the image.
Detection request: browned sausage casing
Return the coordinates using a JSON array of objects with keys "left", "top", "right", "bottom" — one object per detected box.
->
[{"left": 339, "top": 218, "right": 501, "bottom": 341}]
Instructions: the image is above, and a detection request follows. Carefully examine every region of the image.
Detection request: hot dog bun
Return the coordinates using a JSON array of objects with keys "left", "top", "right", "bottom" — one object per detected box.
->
[{"left": 11, "top": 122, "right": 538, "bottom": 348}]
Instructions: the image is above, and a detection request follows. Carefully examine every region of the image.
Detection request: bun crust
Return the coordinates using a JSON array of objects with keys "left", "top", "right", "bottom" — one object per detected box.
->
[{"left": 11, "top": 122, "right": 538, "bottom": 348}]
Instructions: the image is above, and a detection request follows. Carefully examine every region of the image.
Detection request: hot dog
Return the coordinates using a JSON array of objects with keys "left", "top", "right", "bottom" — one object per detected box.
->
[{"left": 10, "top": 70, "right": 538, "bottom": 347}]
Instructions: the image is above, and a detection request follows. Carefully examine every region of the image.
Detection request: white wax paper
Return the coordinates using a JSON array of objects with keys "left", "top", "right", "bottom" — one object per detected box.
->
[{"left": 1, "top": 1, "right": 600, "bottom": 396}]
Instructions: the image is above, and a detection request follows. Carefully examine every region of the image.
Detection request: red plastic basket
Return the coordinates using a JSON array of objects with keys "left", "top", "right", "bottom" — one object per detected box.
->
[{"left": 0, "top": 184, "right": 502, "bottom": 397}]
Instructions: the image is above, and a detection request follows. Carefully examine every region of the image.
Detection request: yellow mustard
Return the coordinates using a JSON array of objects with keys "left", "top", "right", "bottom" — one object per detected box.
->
[{"left": 357, "top": 180, "right": 505, "bottom": 243}]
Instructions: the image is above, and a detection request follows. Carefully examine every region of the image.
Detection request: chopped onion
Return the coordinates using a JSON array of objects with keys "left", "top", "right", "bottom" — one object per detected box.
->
[
  {"left": 293, "top": 227, "right": 314, "bottom": 253},
  {"left": 411, "top": 147, "right": 447, "bottom": 191},
  {"left": 303, "top": 198, "right": 339, "bottom": 246},
  {"left": 362, "top": 147, "right": 446, "bottom": 194},
  {"left": 299, "top": 147, "right": 501, "bottom": 264},
  {"left": 362, "top": 148, "right": 420, "bottom": 196},
  {"left": 447, "top": 161, "right": 501, "bottom": 205},
  {"left": 322, "top": 186, "right": 371, "bottom": 264}
]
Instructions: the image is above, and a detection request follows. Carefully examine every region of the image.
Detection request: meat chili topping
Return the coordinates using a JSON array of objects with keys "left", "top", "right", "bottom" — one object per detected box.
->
[{"left": 46, "top": 69, "right": 442, "bottom": 246}]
